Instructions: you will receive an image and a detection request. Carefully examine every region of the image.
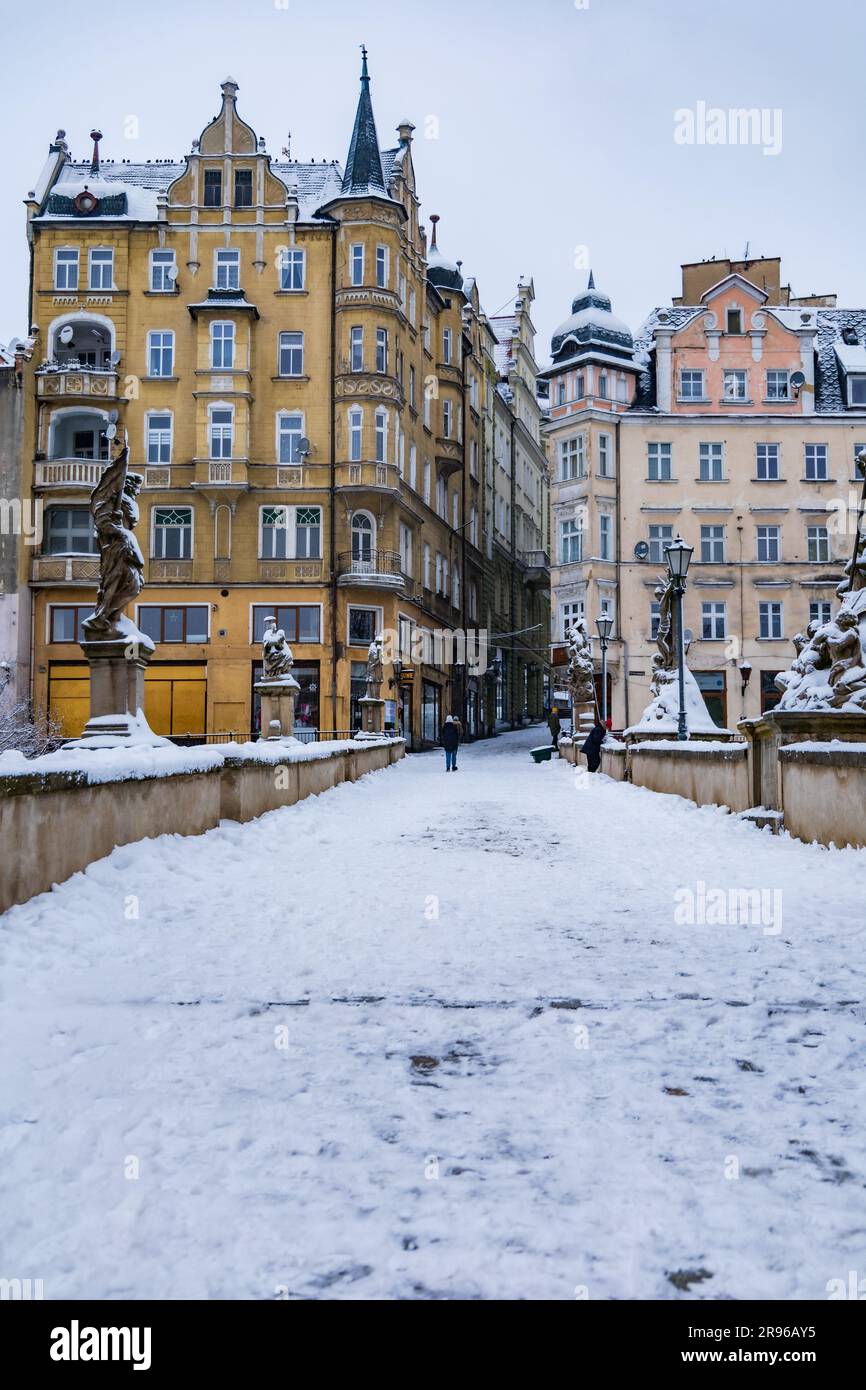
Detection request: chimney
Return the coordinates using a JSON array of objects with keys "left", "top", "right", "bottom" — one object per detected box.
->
[
  {"left": 90, "top": 129, "right": 102, "bottom": 175},
  {"left": 397, "top": 119, "right": 415, "bottom": 146},
  {"left": 429, "top": 213, "right": 440, "bottom": 250}
]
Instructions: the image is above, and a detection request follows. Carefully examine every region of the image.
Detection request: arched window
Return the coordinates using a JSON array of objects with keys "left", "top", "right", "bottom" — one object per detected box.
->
[{"left": 351, "top": 511, "right": 375, "bottom": 566}]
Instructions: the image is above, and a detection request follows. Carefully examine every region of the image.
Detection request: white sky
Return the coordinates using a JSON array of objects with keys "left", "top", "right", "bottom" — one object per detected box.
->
[{"left": 3, "top": 0, "right": 865, "bottom": 357}]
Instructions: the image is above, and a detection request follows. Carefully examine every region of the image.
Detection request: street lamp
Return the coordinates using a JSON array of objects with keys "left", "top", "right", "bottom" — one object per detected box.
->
[
  {"left": 665, "top": 535, "right": 693, "bottom": 741},
  {"left": 595, "top": 615, "right": 614, "bottom": 727}
]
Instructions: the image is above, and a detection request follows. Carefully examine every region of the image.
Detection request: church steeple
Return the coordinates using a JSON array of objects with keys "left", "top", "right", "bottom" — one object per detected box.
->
[{"left": 342, "top": 45, "right": 386, "bottom": 195}]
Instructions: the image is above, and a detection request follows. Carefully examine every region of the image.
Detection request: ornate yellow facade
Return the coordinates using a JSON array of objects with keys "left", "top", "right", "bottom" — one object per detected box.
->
[{"left": 19, "top": 61, "right": 548, "bottom": 747}]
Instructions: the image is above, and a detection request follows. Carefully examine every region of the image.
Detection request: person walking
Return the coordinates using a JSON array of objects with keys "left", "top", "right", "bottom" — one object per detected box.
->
[
  {"left": 547, "top": 706, "right": 561, "bottom": 749},
  {"left": 441, "top": 714, "right": 460, "bottom": 772},
  {"left": 581, "top": 720, "right": 606, "bottom": 773}
]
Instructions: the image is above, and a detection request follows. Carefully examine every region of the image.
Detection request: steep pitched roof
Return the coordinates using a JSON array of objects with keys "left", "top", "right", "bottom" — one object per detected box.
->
[{"left": 342, "top": 48, "right": 386, "bottom": 196}]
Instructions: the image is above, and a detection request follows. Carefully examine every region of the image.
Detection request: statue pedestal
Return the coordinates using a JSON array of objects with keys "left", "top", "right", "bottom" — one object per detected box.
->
[
  {"left": 572, "top": 700, "right": 596, "bottom": 741},
  {"left": 356, "top": 696, "right": 387, "bottom": 741},
  {"left": 256, "top": 677, "right": 301, "bottom": 741},
  {"left": 66, "top": 634, "right": 169, "bottom": 748},
  {"left": 739, "top": 710, "right": 866, "bottom": 810}
]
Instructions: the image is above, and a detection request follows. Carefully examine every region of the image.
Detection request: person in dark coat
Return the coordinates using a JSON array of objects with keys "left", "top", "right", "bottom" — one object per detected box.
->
[
  {"left": 547, "top": 707, "right": 561, "bottom": 748},
  {"left": 441, "top": 714, "right": 460, "bottom": 771},
  {"left": 581, "top": 721, "right": 606, "bottom": 773}
]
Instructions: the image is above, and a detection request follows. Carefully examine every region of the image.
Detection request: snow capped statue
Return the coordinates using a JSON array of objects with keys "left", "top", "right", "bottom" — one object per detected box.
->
[
  {"left": 262, "top": 619, "right": 296, "bottom": 682},
  {"left": 626, "top": 574, "right": 722, "bottom": 736},
  {"left": 366, "top": 634, "right": 385, "bottom": 699},
  {"left": 775, "top": 452, "right": 866, "bottom": 712},
  {"left": 83, "top": 435, "right": 145, "bottom": 642},
  {"left": 565, "top": 620, "right": 595, "bottom": 706}
]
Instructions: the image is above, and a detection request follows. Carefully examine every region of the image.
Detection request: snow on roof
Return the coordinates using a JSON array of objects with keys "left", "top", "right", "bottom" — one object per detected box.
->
[
  {"left": 834, "top": 341, "right": 866, "bottom": 372},
  {"left": 490, "top": 314, "right": 518, "bottom": 378}
]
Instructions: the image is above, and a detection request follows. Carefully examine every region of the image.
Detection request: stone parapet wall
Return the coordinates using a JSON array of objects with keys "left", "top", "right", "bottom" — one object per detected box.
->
[
  {"left": 0, "top": 739, "right": 405, "bottom": 913},
  {"left": 778, "top": 743, "right": 866, "bottom": 849}
]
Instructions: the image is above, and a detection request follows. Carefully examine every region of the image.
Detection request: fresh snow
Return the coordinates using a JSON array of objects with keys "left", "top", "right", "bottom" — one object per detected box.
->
[{"left": 2, "top": 725, "right": 865, "bottom": 1300}]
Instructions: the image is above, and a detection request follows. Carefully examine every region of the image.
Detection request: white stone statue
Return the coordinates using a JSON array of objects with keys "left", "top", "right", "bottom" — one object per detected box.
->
[
  {"left": 627, "top": 574, "right": 722, "bottom": 736},
  {"left": 775, "top": 594, "right": 866, "bottom": 712},
  {"left": 262, "top": 619, "right": 295, "bottom": 682},
  {"left": 365, "top": 635, "right": 385, "bottom": 699},
  {"left": 565, "top": 619, "right": 595, "bottom": 706}
]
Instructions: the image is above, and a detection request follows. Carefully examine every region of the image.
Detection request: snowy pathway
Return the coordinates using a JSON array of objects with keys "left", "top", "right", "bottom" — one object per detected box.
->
[{"left": 2, "top": 727, "right": 865, "bottom": 1300}]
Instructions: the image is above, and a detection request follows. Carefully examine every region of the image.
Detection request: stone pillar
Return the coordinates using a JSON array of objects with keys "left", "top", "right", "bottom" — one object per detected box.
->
[
  {"left": 255, "top": 677, "right": 300, "bottom": 741},
  {"left": 356, "top": 695, "right": 386, "bottom": 740},
  {"left": 66, "top": 635, "right": 168, "bottom": 746}
]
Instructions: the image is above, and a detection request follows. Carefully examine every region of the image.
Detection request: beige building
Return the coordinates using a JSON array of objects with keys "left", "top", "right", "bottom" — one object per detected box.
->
[{"left": 543, "top": 258, "right": 862, "bottom": 731}]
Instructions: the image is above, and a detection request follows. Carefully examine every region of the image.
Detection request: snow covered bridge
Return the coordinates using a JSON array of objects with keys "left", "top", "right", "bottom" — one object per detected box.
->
[{"left": 2, "top": 726, "right": 864, "bottom": 1299}]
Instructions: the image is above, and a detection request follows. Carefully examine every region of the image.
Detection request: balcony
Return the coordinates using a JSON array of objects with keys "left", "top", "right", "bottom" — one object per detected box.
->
[
  {"left": 335, "top": 461, "right": 401, "bottom": 494},
  {"left": 191, "top": 459, "right": 249, "bottom": 502},
  {"left": 337, "top": 550, "right": 406, "bottom": 592},
  {"left": 31, "top": 555, "right": 100, "bottom": 585},
  {"left": 436, "top": 438, "right": 463, "bottom": 476},
  {"left": 520, "top": 549, "right": 551, "bottom": 589},
  {"left": 35, "top": 459, "right": 108, "bottom": 491},
  {"left": 36, "top": 365, "right": 119, "bottom": 402}
]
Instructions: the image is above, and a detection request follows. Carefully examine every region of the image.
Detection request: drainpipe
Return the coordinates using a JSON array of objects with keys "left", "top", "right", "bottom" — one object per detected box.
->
[
  {"left": 329, "top": 229, "right": 338, "bottom": 733},
  {"left": 510, "top": 415, "right": 517, "bottom": 729}
]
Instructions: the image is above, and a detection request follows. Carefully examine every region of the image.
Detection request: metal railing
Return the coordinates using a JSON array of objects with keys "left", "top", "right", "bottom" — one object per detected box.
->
[{"left": 336, "top": 549, "right": 403, "bottom": 579}]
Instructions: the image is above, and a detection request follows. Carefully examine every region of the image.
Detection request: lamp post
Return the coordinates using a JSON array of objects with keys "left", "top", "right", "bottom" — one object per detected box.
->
[
  {"left": 595, "top": 615, "right": 614, "bottom": 727},
  {"left": 665, "top": 535, "right": 693, "bottom": 741}
]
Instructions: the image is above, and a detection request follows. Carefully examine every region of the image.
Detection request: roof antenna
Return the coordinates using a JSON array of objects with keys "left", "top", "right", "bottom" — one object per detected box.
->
[
  {"left": 360, "top": 43, "right": 369, "bottom": 81},
  {"left": 90, "top": 129, "right": 102, "bottom": 175},
  {"left": 282, "top": 131, "right": 292, "bottom": 160},
  {"left": 429, "top": 213, "right": 440, "bottom": 250}
]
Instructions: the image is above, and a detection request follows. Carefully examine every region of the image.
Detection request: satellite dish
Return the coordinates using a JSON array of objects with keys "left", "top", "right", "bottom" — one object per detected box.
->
[
  {"left": 105, "top": 424, "right": 117, "bottom": 440},
  {"left": 633, "top": 541, "right": 650, "bottom": 561},
  {"left": 790, "top": 370, "right": 806, "bottom": 388},
  {"left": 109, "top": 409, "right": 119, "bottom": 423},
  {"left": 59, "top": 325, "right": 74, "bottom": 344},
  {"left": 166, "top": 264, "right": 179, "bottom": 282},
  {"left": 683, "top": 628, "right": 694, "bottom": 652},
  {"left": 109, "top": 350, "right": 121, "bottom": 366},
  {"left": 298, "top": 437, "right": 311, "bottom": 457}
]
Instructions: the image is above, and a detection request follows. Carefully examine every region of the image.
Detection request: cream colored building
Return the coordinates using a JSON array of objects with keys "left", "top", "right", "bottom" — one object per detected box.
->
[{"left": 543, "top": 258, "right": 861, "bottom": 731}]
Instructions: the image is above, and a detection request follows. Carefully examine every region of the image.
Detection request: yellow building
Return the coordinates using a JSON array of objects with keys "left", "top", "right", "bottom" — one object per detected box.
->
[{"left": 19, "top": 59, "right": 545, "bottom": 747}]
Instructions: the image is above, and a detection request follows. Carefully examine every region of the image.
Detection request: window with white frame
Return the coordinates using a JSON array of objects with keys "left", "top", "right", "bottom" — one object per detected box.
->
[
  {"left": 556, "top": 381, "right": 566, "bottom": 406},
  {"left": 146, "top": 412, "right": 172, "bottom": 464},
  {"left": 452, "top": 563, "right": 460, "bottom": 610},
  {"left": 756, "top": 443, "right": 780, "bottom": 480},
  {"left": 423, "top": 543, "right": 431, "bottom": 589},
  {"left": 209, "top": 406, "right": 234, "bottom": 458},
  {"left": 149, "top": 249, "right": 176, "bottom": 292},
  {"left": 211, "top": 321, "right": 235, "bottom": 368},
  {"left": 398, "top": 271, "right": 407, "bottom": 313},
  {"left": 399, "top": 523, "right": 413, "bottom": 576},
  {"left": 650, "top": 601, "right": 661, "bottom": 639},
  {"left": 560, "top": 517, "right": 583, "bottom": 564},
  {"left": 561, "top": 600, "right": 585, "bottom": 637},
  {"left": 853, "top": 443, "right": 866, "bottom": 477},
  {"left": 277, "top": 411, "right": 304, "bottom": 464},
  {"left": 147, "top": 330, "right": 174, "bottom": 378},
  {"left": 470, "top": 439, "right": 478, "bottom": 478},
  {"left": 374, "top": 408, "right": 388, "bottom": 464},
  {"left": 351, "top": 512, "right": 374, "bottom": 563},
  {"left": 278, "top": 331, "right": 304, "bottom": 377},
  {"left": 54, "top": 248, "right": 79, "bottom": 290},
  {"left": 442, "top": 400, "right": 452, "bottom": 439},
  {"left": 423, "top": 460, "right": 431, "bottom": 504},
  {"left": 375, "top": 327, "right": 388, "bottom": 374},
  {"left": 700, "top": 525, "right": 725, "bottom": 563},
  {"left": 807, "top": 525, "right": 830, "bottom": 563},
  {"left": 599, "top": 595, "right": 614, "bottom": 630},
  {"left": 679, "top": 369, "right": 705, "bottom": 399},
  {"left": 756, "top": 525, "right": 780, "bottom": 563},
  {"left": 375, "top": 245, "right": 389, "bottom": 288},
  {"left": 701, "top": 601, "right": 727, "bottom": 639},
  {"left": 759, "top": 601, "right": 783, "bottom": 639},
  {"left": 349, "top": 244, "right": 364, "bottom": 286},
  {"left": 598, "top": 432, "right": 612, "bottom": 476},
  {"left": 765, "top": 369, "right": 789, "bottom": 400},
  {"left": 452, "top": 491, "right": 459, "bottom": 529},
  {"left": 153, "top": 506, "right": 192, "bottom": 559},
  {"left": 647, "top": 441, "right": 672, "bottom": 480},
  {"left": 348, "top": 605, "right": 381, "bottom": 646},
  {"left": 723, "top": 369, "right": 747, "bottom": 401},
  {"left": 559, "top": 435, "right": 584, "bottom": 481},
  {"left": 810, "top": 601, "right": 832, "bottom": 626},
  {"left": 599, "top": 512, "right": 613, "bottom": 561},
  {"left": 279, "top": 248, "right": 305, "bottom": 291},
  {"left": 45, "top": 506, "right": 97, "bottom": 554},
  {"left": 648, "top": 523, "right": 673, "bottom": 564},
  {"left": 409, "top": 442, "right": 417, "bottom": 490},
  {"left": 442, "top": 328, "right": 452, "bottom": 365},
  {"left": 89, "top": 248, "right": 114, "bottom": 290},
  {"left": 470, "top": 503, "right": 478, "bottom": 547},
  {"left": 350, "top": 326, "right": 364, "bottom": 372},
  {"left": 598, "top": 372, "right": 608, "bottom": 400},
  {"left": 260, "top": 505, "right": 321, "bottom": 560},
  {"left": 699, "top": 441, "right": 724, "bottom": 480},
  {"left": 215, "top": 249, "right": 240, "bottom": 290},
  {"left": 348, "top": 406, "right": 363, "bottom": 462},
  {"left": 850, "top": 377, "right": 866, "bottom": 405},
  {"left": 436, "top": 474, "right": 447, "bottom": 519},
  {"left": 805, "top": 443, "right": 829, "bottom": 480}
]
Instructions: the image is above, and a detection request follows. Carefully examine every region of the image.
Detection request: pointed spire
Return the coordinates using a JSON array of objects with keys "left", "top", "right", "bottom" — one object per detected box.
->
[
  {"left": 588, "top": 269, "right": 596, "bottom": 290},
  {"left": 342, "top": 45, "right": 386, "bottom": 195},
  {"left": 90, "top": 129, "right": 102, "bottom": 175},
  {"left": 429, "top": 213, "right": 440, "bottom": 250}
]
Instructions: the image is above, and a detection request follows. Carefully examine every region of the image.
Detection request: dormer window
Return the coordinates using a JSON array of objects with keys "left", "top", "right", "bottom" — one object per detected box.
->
[
  {"left": 203, "top": 170, "right": 222, "bottom": 207},
  {"left": 850, "top": 377, "right": 866, "bottom": 406},
  {"left": 726, "top": 308, "right": 743, "bottom": 335}
]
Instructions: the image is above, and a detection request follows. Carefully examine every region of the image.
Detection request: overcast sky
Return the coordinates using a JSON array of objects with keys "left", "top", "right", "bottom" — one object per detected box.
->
[{"left": 3, "top": 0, "right": 864, "bottom": 358}]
